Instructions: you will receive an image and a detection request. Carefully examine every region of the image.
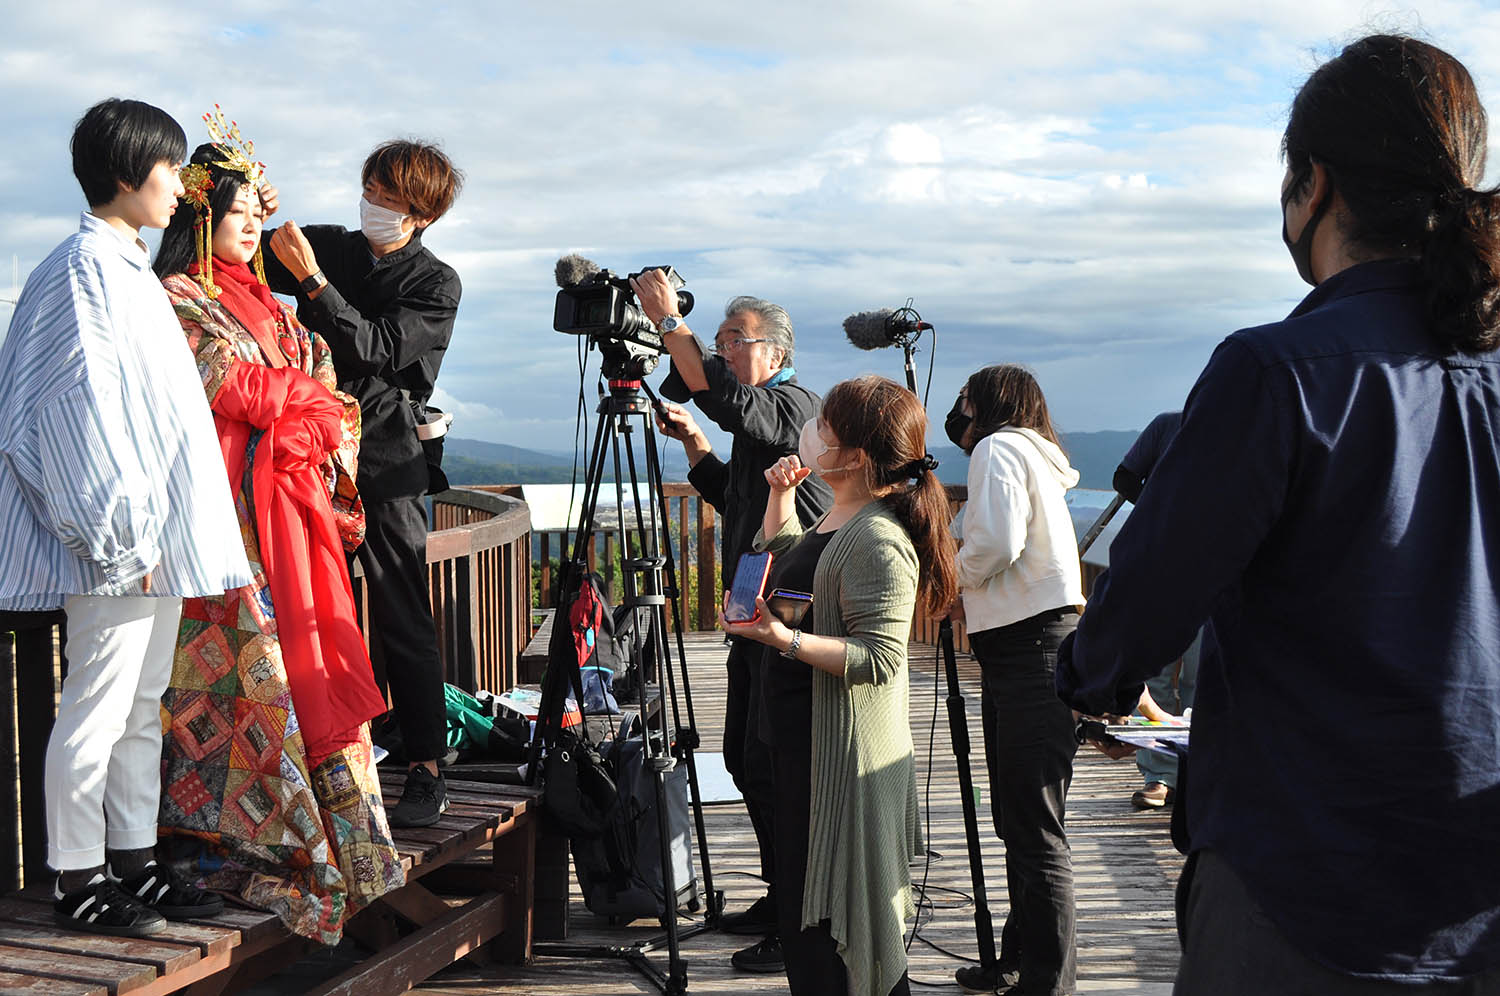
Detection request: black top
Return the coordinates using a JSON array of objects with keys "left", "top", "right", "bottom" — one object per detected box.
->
[
  {"left": 661, "top": 353, "right": 831, "bottom": 590},
  {"left": 1057, "top": 259, "right": 1500, "bottom": 979},
  {"left": 1113, "top": 410, "right": 1182, "bottom": 503},
  {"left": 756, "top": 527, "right": 836, "bottom": 749},
  {"left": 262, "top": 225, "right": 461, "bottom": 501}
]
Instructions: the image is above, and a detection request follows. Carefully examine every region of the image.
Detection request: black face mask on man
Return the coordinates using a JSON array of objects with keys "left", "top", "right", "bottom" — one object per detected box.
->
[
  {"left": 944, "top": 401, "right": 972, "bottom": 453},
  {"left": 1281, "top": 167, "right": 1330, "bottom": 287}
]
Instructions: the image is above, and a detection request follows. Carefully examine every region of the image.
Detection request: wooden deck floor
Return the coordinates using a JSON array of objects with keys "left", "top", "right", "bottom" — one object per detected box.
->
[{"left": 256, "top": 630, "right": 1181, "bottom": 995}]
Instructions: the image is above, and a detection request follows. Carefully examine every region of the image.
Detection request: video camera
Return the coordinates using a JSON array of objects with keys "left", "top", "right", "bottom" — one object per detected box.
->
[{"left": 554, "top": 254, "right": 695, "bottom": 378}]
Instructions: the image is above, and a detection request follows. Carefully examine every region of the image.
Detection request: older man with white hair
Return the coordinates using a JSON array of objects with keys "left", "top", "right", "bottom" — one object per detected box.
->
[{"left": 633, "top": 272, "right": 830, "bottom": 975}]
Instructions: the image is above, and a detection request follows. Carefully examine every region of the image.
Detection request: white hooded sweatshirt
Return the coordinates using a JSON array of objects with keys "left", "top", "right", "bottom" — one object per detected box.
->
[{"left": 955, "top": 426, "right": 1085, "bottom": 633}]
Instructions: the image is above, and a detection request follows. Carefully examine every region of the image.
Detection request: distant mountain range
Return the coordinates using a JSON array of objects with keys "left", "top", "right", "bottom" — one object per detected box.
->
[{"left": 444, "top": 429, "right": 1140, "bottom": 493}]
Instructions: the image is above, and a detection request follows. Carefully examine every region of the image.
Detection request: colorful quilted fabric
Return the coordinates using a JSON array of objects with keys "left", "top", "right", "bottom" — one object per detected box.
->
[{"left": 157, "top": 271, "right": 403, "bottom": 945}]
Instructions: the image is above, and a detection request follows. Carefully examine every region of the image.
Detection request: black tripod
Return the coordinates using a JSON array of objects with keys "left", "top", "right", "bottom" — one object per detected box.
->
[
  {"left": 530, "top": 364, "right": 725, "bottom": 995},
  {"left": 887, "top": 316, "right": 1000, "bottom": 972}
]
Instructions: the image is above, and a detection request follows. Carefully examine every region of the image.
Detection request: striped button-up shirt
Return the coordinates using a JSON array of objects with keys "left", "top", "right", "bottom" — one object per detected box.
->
[{"left": 0, "top": 213, "right": 252, "bottom": 610}]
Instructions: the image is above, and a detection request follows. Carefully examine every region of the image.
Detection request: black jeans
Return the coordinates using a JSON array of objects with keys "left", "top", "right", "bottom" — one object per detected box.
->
[
  {"left": 972, "top": 608, "right": 1079, "bottom": 996},
  {"left": 1176, "top": 850, "right": 1500, "bottom": 995},
  {"left": 354, "top": 495, "right": 447, "bottom": 764},
  {"left": 722, "top": 637, "right": 777, "bottom": 900}
]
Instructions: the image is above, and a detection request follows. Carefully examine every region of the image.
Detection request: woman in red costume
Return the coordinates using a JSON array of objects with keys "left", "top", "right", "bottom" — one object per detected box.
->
[{"left": 152, "top": 113, "right": 402, "bottom": 944}]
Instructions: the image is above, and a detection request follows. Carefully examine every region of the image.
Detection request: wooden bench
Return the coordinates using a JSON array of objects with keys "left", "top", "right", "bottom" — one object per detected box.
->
[{"left": 0, "top": 771, "right": 538, "bottom": 995}]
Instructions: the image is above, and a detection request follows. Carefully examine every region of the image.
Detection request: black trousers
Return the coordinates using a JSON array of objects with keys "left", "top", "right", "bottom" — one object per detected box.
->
[
  {"left": 972, "top": 608, "right": 1079, "bottom": 996},
  {"left": 772, "top": 737, "right": 910, "bottom": 996},
  {"left": 722, "top": 637, "right": 777, "bottom": 902},
  {"left": 354, "top": 495, "right": 447, "bottom": 764},
  {"left": 1176, "top": 850, "right": 1500, "bottom": 995}
]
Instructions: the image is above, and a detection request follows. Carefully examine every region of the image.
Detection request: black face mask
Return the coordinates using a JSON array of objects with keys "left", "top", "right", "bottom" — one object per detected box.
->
[
  {"left": 1281, "top": 170, "right": 1329, "bottom": 287},
  {"left": 944, "top": 402, "right": 972, "bottom": 453}
]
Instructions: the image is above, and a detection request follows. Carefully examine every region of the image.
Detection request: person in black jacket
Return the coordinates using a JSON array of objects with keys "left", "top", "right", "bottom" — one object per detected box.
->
[
  {"left": 632, "top": 270, "right": 831, "bottom": 973},
  {"left": 259, "top": 140, "right": 464, "bottom": 829}
]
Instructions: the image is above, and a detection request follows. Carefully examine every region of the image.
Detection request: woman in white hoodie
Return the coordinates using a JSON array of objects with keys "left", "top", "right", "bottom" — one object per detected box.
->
[{"left": 944, "top": 364, "right": 1084, "bottom": 996}]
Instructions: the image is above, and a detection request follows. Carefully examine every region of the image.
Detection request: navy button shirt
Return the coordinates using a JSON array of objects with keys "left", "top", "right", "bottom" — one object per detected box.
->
[{"left": 1057, "top": 259, "right": 1500, "bottom": 980}]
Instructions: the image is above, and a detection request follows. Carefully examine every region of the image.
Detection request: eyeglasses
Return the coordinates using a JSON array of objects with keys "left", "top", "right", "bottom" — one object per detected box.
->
[{"left": 711, "top": 337, "right": 772, "bottom": 355}]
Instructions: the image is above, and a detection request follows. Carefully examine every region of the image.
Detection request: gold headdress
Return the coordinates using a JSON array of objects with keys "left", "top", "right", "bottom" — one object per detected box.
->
[{"left": 177, "top": 104, "right": 269, "bottom": 298}]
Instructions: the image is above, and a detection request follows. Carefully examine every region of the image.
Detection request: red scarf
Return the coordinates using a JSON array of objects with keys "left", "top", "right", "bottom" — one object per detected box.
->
[
  {"left": 211, "top": 351, "right": 386, "bottom": 765},
  {"left": 190, "top": 258, "right": 286, "bottom": 361}
]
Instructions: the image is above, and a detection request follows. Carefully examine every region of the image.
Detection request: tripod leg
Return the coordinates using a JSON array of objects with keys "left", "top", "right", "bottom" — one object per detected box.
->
[
  {"left": 618, "top": 409, "right": 688, "bottom": 994},
  {"left": 528, "top": 407, "right": 617, "bottom": 778},
  {"left": 641, "top": 421, "right": 723, "bottom": 923}
]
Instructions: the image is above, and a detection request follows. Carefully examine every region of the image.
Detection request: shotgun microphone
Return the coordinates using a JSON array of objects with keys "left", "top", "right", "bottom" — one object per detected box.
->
[
  {"left": 842, "top": 307, "right": 933, "bottom": 350},
  {"left": 555, "top": 253, "right": 602, "bottom": 288}
]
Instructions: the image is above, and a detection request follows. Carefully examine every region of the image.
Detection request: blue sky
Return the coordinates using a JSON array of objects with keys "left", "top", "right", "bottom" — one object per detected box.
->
[{"left": 4, "top": 1, "right": 1500, "bottom": 455}]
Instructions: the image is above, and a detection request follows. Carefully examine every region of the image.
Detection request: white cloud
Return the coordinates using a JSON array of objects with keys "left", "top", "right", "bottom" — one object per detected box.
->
[{"left": 4, "top": 0, "right": 1500, "bottom": 456}]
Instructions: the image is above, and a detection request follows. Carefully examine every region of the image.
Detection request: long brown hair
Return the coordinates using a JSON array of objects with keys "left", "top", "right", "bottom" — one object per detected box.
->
[
  {"left": 963, "top": 364, "right": 1061, "bottom": 448},
  {"left": 820, "top": 376, "right": 957, "bottom": 614}
]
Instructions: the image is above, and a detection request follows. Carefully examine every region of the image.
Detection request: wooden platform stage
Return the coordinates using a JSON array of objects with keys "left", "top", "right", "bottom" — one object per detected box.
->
[{"left": 251, "top": 630, "right": 1183, "bottom": 995}]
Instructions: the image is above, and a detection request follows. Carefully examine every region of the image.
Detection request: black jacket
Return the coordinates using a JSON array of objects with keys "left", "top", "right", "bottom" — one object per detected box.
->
[
  {"left": 263, "top": 225, "right": 461, "bottom": 501},
  {"left": 661, "top": 355, "right": 831, "bottom": 589}
]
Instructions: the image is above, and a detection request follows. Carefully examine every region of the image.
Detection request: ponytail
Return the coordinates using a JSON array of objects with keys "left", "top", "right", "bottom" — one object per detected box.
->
[
  {"left": 821, "top": 375, "right": 958, "bottom": 616},
  {"left": 1285, "top": 35, "right": 1500, "bottom": 355},
  {"left": 882, "top": 468, "right": 958, "bottom": 617},
  {"left": 1421, "top": 187, "right": 1500, "bottom": 353}
]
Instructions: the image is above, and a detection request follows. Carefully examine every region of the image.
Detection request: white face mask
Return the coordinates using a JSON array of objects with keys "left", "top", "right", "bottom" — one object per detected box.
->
[
  {"left": 360, "top": 196, "right": 410, "bottom": 245},
  {"left": 798, "top": 418, "right": 852, "bottom": 478}
]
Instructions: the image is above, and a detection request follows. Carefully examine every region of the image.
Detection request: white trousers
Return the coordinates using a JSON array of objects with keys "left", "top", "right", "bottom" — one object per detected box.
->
[{"left": 46, "top": 594, "right": 182, "bottom": 870}]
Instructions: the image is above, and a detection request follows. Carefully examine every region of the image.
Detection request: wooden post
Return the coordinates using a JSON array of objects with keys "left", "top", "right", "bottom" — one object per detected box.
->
[
  {"left": 696, "top": 502, "right": 716, "bottom": 630},
  {"left": 15, "top": 621, "right": 60, "bottom": 886},
  {"left": 455, "top": 551, "right": 480, "bottom": 692}
]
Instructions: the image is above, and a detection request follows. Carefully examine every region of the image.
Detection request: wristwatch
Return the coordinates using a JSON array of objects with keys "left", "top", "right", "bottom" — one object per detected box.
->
[
  {"left": 299, "top": 271, "right": 327, "bottom": 295},
  {"left": 658, "top": 315, "right": 685, "bottom": 334},
  {"left": 780, "top": 629, "right": 802, "bottom": 660}
]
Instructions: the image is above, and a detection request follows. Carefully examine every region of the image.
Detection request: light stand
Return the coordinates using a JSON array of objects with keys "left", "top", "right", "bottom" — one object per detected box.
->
[
  {"left": 529, "top": 361, "right": 724, "bottom": 996},
  {"left": 891, "top": 313, "right": 1000, "bottom": 974}
]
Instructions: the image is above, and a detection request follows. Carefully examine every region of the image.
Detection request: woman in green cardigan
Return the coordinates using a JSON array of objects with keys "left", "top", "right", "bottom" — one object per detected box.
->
[{"left": 723, "top": 376, "right": 957, "bottom": 996}]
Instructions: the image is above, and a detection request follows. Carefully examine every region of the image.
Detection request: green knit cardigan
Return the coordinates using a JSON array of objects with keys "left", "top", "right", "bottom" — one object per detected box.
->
[{"left": 757, "top": 499, "right": 923, "bottom": 996}]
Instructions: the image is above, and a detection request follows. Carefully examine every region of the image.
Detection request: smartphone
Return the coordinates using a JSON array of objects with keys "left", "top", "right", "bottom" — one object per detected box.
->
[
  {"left": 766, "top": 588, "right": 813, "bottom": 627},
  {"left": 724, "top": 552, "right": 774, "bottom": 623}
]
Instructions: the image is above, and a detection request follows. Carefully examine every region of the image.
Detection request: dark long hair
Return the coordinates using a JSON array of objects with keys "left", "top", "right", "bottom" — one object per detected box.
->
[
  {"left": 152, "top": 143, "right": 252, "bottom": 279},
  {"left": 1284, "top": 34, "right": 1500, "bottom": 353},
  {"left": 963, "top": 364, "right": 1061, "bottom": 448},
  {"left": 820, "top": 376, "right": 957, "bottom": 615}
]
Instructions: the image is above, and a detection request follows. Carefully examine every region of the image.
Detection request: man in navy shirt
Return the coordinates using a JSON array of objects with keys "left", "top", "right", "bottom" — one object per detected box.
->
[{"left": 1058, "top": 35, "right": 1500, "bottom": 994}]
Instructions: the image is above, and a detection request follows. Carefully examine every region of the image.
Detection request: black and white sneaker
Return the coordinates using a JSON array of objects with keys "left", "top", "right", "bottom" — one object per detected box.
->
[
  {"left": 54, "top": 874, "right": 167, "bottom": 937},
  {"left": 389, "top": 765, "right": 449, "bottom": 828},
  {"left": 113, "top": 861, "right": 225, "bottom": 919}
]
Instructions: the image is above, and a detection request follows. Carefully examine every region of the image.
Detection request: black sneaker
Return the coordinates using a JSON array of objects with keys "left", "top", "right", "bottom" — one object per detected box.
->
[
  {"left": 389, "top": 765, "right": 449, "bottom": 828},
  {"left": 54, "top": 874, "right": 166, "bottom": 937},
  {"left": 114, "top": 861, "right": 225, "bottom": 919},
  {"left": 955, "top": 961, "right": 1021, "bottom": 994},
  {"left": 730, "top": 933, "right": 784, "bottom": 973},
  {"left": 720, "top": 893, "right": 777, "bottom": 935}
]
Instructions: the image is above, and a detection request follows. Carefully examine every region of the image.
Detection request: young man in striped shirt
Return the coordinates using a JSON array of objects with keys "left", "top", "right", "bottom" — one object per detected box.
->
[{"left": 0, "top": 99, "right": 252, "bottom": 937}]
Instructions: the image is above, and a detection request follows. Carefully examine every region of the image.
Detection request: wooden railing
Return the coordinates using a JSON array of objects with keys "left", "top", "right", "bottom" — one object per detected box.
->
[
  {"left": 1, "top": 486, "right": 534, "bottom": 892},
  {"left": 348, "top": 487, "right": 534, "bottom": 696},
  {"left": 1, "top": 480, "right": 1099, "bottom": 891},
  {"left": 469, "top": 484, "right": 722, "bottom": 632},
  {"left": 484, "top": 482, "right": 989, "bottom": 653}
]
